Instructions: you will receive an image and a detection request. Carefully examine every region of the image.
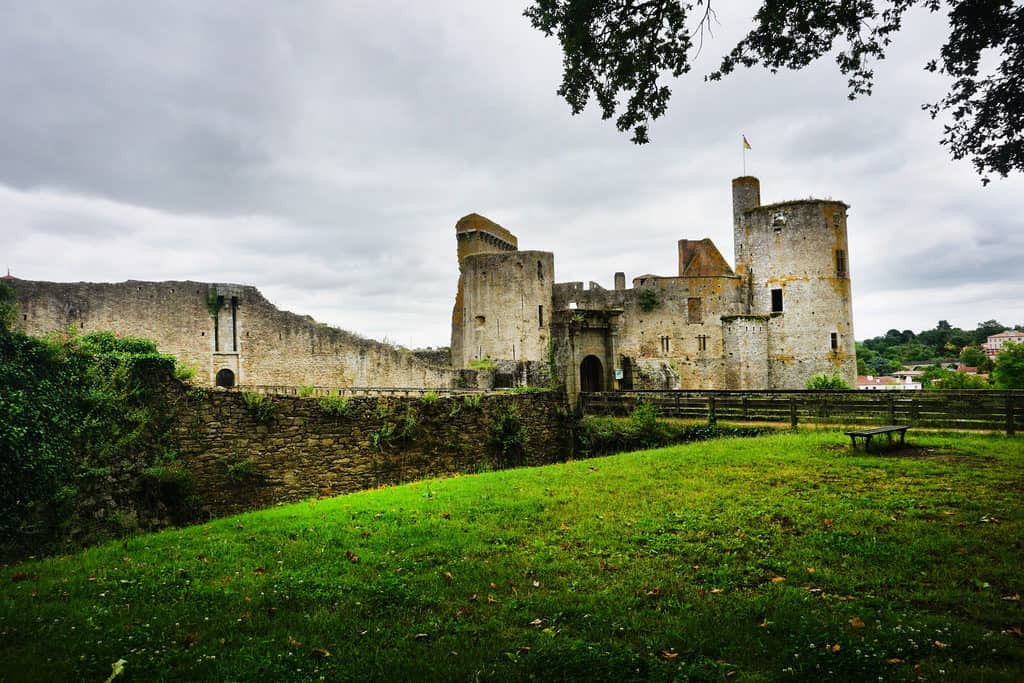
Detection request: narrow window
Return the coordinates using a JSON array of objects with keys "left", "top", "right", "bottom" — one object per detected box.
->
[
  {"left": 231, "top": 296, "right": 238, "bottom": 351},
  {"left": 660, "top": 335, "right": 670, "bottom": 353},
  {"left": 537, "top": 261, "right": 543, "bottom": 280},
  {"left": 687, "top": 297, "right": 702, "bottom": 323},
  {"left": 771, "top": 288, "right": 783, "bottom": 313},
  {"left": 538, "top": 305, "right": 544, "bottom": 327},
  {"left": 835, "top": 249, "right": 847, "bottom": 277},
  {"left": 830, "top": 332, "right": 838, "bottom": 351},
  {"left": 698, "top": 335, "right": 708, "bottom": 351}
]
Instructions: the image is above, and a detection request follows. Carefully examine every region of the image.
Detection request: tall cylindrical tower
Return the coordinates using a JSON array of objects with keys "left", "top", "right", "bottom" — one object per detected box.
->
[{"left": 733, "top": 185, "right": 856, "bottom": 388}]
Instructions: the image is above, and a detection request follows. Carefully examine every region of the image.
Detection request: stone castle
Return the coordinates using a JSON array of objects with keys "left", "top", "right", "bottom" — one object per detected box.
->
[
  {"left": 452, "top": 176, "right": 856, "bottom": 396},
  {"left": 9, "top": 176, "right": 856, "bottom": 396}
]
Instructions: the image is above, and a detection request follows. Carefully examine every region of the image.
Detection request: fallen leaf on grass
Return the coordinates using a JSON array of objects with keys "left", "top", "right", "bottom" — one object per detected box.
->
[
  {"left": 849, "top": 617, "right": 865, "bottom": 628},
  {"left": 236, "top": 524, "right": 244, "bottom": 530},
  {"left": 830, "top": 644, "right": 841, "bottom": 652},
  {"left": 310, "top": 648, "right": 331, "bottom": 658},
  {"left": 823, "top": 518, "right": 834, "bottom": 529},
  {"left": 934, "top": 640, "right": 948, "bottom": 649},
  {"left": 441, "top": 571, "right": 453, "bottom": 584},
  {"left": 1002, "top": 594, "right": 1020, "bottom": 602},
  {"left": 11, "top": 572, "right": 30, "bottom": 583},
  {"left": 659, "top": 650, "right": 678, "bottom": 661},
  {"left": 599, "top": 560, "right": 619, "bottom": 572},
  {"left": 253, "top": 567, "right": 266, "bottom": 575},
  {"left": 806, "top": 567, "right": 815, "bottom": 574},
  {"left": 288, "top": 637, "right": 302, "bottom": 649},
  {"left": 646, "top": 586, "right": 661, "bottom": 597},
  {"left": 710, "top": 588, "right": 723, "bottom": 594},
  {"left": 770, "top": 577, "right": 786, "bottom": 584},
  {"left": 103, "top": 659, "right": 127, "bottom": 683},
  {"left": 532, "top": 580, "right": 540, "bottom": 588},
  {"left": 345, "top": 550, "right": 359, "bottom": 564},
  {"left": 487, "top": 595, "right": 498, "bottom": 604},
  {"left": 440, "top": 512, "right": 451, "bottom": 519},
  {"left": 517, "top": 646, "right": 531, "bottom": 654},
  {"left": 560, "top": 522, "right": 569, "bottom": 531},
  {"left": 469, "top": 593, "right": 478, "bottom": 601},
  {"left": 415, "top": 633, "right": 430, "bottom": 640},
  {"left": 887, "top": 658, "right": 905, "bottom": 664},
  {"left": 529, "top": 618, "right": 543, "bottom": 626}
]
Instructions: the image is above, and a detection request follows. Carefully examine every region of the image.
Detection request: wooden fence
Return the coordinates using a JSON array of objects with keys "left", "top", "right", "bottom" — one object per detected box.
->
[{"left": 580, "top": 390, "right": 1024, "bottom": 435}]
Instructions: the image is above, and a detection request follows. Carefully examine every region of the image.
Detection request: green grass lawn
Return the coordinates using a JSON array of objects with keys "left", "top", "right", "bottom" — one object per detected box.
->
[{"left": 2, "top": 430, "right": 1022, "bottom": 682}]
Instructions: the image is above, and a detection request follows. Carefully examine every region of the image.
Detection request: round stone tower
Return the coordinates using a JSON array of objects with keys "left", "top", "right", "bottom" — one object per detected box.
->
[{"left": 732, "top": 178, "right": 856, "bottom": 388}]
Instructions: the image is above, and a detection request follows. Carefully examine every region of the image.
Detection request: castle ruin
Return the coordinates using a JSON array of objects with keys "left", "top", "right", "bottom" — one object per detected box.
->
[
  {"left": 10, "top": 175, "right": 856, "bottom": 396},
  {"left": 451, "top": 176, "right": 857, "bottom": 397}
]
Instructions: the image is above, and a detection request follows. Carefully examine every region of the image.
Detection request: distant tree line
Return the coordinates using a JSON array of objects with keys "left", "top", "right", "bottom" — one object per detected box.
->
[{"left": 857, "top": 320, "right": 1024, "bottom": 389}]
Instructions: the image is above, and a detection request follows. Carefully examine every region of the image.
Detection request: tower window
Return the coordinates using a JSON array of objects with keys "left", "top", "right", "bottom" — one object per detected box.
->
[
  {"left": 835, "top": 249, "right": 847, "bottom": 277},
  {"left": 771, "top": 288, "right": 783, "bottom": 313},
  {"left": 697, "top": 334, "right": 708, "bottom": 351},
  {"left": 537, "top": 261, "right": 543, "bottom": 280},
  {"left": 831, "top": 332, "right": 838, "bottom": 351},
  {"left": 660, "top": 335, "right": 670, "bottom": 353},
  {"left": 687, "top": 297, "right": 702, "bottom": 323},
  {"left": 538, "top": 305, "right": 544, "bottom": 327}
]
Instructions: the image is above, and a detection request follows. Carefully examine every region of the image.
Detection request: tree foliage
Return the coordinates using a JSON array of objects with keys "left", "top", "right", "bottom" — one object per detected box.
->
[
  {"left": 992, "top": 341, "right": 1024, "bottom": 389},
  {"left": 525, "top": 0, "right": 1024, "bottom": 181}
]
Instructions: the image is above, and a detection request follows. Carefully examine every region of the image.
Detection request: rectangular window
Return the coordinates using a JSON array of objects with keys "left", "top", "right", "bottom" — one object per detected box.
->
[
  {"left": 687, "top": 297, "right": 702, "bottom": 323},
  {"left": 697, "top": 334, "right": 708, "bottom": 352},
  {"left": 660, "top": 335, "right": 671, "bottom": 353},
  {"left": 831, "top": 332, "right": 838, "bottom": 351},
  {"left": 771, "top": 288, "right": 783, "bottom": 313},
  {"left": 538, "top": 305, "right": 544, "bottom": 327},
  {"left": 835, "top": 249, "right": 847, "bottom": 277}
]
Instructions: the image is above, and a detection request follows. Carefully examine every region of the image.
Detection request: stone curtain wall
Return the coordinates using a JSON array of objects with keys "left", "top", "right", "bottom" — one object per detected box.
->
[
  {"left": 171, "top": 386, "right": 572, "bottom": 519},
  {"left": 10, "top": 279, "right": 456, "bottom": 388}
]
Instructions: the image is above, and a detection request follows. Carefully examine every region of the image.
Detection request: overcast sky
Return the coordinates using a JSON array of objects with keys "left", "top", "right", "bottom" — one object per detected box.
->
[{"left": 3, "top": 2, "right": 1022, "bottom": 348}]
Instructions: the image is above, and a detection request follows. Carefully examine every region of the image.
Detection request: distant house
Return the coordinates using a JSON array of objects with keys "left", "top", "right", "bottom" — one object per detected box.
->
[
  {"left": 856, "top": 375, "right": 922, "bottom": 391},
  {"left": 983, "top": 330, "right": 1024, "bottom": 357}
]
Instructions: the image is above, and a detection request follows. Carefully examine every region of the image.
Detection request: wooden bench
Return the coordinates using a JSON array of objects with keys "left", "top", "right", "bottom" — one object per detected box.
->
[{"left": 845, "top": 425, "right": 909, "bottom": 451}]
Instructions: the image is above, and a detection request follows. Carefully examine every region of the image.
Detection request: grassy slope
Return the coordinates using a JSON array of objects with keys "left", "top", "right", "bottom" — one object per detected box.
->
[{"left": 1, "top": 431, "right": 1022, "bottom": 682}]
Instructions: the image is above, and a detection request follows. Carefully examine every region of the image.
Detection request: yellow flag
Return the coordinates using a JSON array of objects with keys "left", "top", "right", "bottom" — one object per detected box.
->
[{"left": 742, "top": 134, "right": 752, "bottom": 150}]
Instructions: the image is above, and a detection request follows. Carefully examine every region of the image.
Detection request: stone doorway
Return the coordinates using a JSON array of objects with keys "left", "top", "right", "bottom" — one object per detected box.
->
[
  {"left": 216, "top": 368, "right": 235, "bottom": 388},
  {"left": 580, "top": 355, "right": 604, "bottom": 393}
]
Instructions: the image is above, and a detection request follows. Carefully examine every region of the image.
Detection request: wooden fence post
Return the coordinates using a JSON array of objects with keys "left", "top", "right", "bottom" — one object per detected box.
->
[
  {"left": 1008, "top": 396, "right": 1016, "bottom": 437},
  {"left": 790, "top": 397, "right": 798, "bottom": 429},
  {"left": 708, "top": 395, "right": 717, "bottom": 426}
]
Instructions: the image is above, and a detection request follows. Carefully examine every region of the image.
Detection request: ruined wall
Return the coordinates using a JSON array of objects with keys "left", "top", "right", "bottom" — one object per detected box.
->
[
  {"left": 11, "top": 279, "right": 455, "bottom": 388},
  {"left": 735, "top": 199, "right": 857, "bottom": 388},
  {"left": 722, "top": 315, "right": 770, "bottom": 389},
  {"left": 454, "top": 250, "right": 554, "bottom": 368},
  {"left": 172, "top": 388, "right": 571, "bottom": 519}
]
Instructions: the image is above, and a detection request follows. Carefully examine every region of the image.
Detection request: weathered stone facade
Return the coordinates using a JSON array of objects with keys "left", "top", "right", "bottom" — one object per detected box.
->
[
  {"left": 451, "top": 176, "right": 857, "bottom": 398},
  {"left": 174, "top": 388, "right": 571, "bottom": 519},
  {"left": 11, "top": 279, "right": 456, "bottom": 388}
]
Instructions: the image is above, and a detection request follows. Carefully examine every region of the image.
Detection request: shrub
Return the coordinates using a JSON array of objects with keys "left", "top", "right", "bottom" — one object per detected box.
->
[
  {"left": 226, "top": 458, "right": 259, "bottom": 482},
  {"left": 463, "top": 394, "right": 483, "bottom": 410},
  {"left": 805, "top": 373, "right": 851, "bottom": 390},
  {"left": 241, "top": 391, "right": 275, "bottom": 423},
  {"left": 419, "top": 391, "right": 440, "bottom": 405},
  {"left": 489, "top": 405, "right": 527, "bottom": 467},
  {"left": 469, "top": 357, "right": 497, "bottom": 372},
  {"left": 174, "top": 361, "right": 198, "bottom": 383},
  {"left": 298, "top": 385, "right": 315, "bottom": 398},
  {"left": 576, "top": 411, "right": 772, "bottom": 458},
  {"left": 319, "top": 395, "right": 353, "bottom": 417},
  {"left": 637, "top": 288, "right": 660, "bottom": 312},
  {"left": 372, "top": 423, "right": 396, "bottom": 451}
]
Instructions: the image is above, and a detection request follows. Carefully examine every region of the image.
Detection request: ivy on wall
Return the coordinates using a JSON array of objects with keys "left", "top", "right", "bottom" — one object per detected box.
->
[{"left": 0, "top": 283, "right": 177, "bottom": 557}]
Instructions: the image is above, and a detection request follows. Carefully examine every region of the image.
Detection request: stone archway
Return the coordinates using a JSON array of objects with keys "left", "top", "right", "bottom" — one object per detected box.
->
[
  {"left": 216, "top": 368, "right": 235, "bottom": 388},
  {"left": 580, "top": 355, "right": 604, "bottom": 393}
]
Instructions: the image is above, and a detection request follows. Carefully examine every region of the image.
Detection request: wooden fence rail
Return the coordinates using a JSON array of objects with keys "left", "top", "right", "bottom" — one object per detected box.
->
[{"left": 580, "top": 390, "right": 1024, "bottom": 435}]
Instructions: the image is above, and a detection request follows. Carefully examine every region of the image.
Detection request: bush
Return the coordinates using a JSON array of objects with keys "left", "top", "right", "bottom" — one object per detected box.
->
[
  {"left": 298, "top": 385, "right": 315, "bottom": 398},
  {"left": 319, "top": 394, "right": 353, "bottom": 417},
  {"left": 469, "top": 357, "right": 497, "bottom": 372},
  {"left": 805, "top": 373, "right": 851, "bottom": 390},
  {"left": 419, "top": 391, "right": 440, "bottom": 405},
  {"left": 637, "top": 288, "right": 660, "bottom": 312},
  {"left": 226, "top": 458, "right": 259, "bottom": 482},
  {"left": 489, "top": 405, "right": 527, "bottom": 467},
  {"left": 241, "top": 391, "right": 275, "bottom": 423}
]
